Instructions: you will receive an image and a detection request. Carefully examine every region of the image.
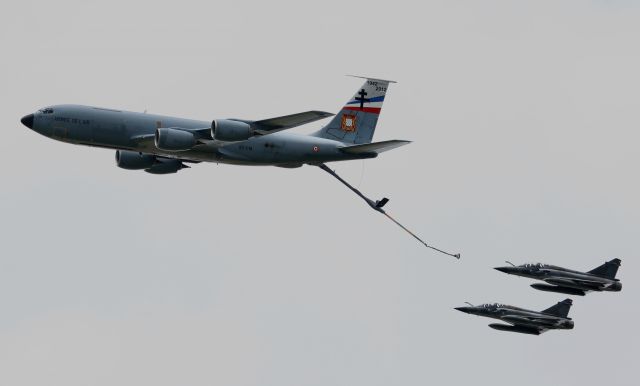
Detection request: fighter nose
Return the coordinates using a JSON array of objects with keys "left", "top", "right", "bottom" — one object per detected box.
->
[
  {"left": 21, "top": 114, "right": 34, "bottom": 129},
  {"left": 455, "top": 307, "right": 472, "bottom": 314},
  {"left": 494, "top": 266, "right": 512, "bottom": 273}
]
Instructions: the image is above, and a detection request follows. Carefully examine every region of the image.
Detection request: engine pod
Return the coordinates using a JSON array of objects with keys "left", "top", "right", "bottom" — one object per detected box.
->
[
  {"left": 145, "top": 159, "right": 186, "bottom": 174},
  {"left": 211, "top": 119, "right": 253, "bottom": 142},
  {"left": 116, "top": 150, "right": 156, "bottom": 170},
  {"left": 155, "top": 128, "right": 197, "bottom": 151}
]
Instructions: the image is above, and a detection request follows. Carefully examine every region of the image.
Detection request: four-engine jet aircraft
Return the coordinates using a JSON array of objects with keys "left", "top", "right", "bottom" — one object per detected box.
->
[
  {"left": 455, "top": 299, "right": 574, "bottom": 335},
  {"left": 495, "top": 258, "right": 622, "bottom": 296},
  {"left": 20, "top": 76, "right": 460, "bottom": 258}
]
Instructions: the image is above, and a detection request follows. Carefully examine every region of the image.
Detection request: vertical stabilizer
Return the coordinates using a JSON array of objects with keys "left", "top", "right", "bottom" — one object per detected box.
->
[
  {"left": 588, "top": 258, "right": 621, "bottom": 280},
  {"left": 541, "top": 299, "right": 573, "bottom": 318},
  {"left": 314, "top": 76, "right": 394, "bottom": 144}
]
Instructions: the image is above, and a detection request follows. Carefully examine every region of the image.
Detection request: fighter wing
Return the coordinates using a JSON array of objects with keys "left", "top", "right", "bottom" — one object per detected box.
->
[
  {"left": 544, "top": 277, "right": 606, "bottom": 290},
  {"left": 488, "top": 323, "right": 546, "bottom": 335},
  {"left": 252, "top": 111, "right": 334, "bottom": 135},
  {"left": 502, "top": 315, "right": 559, "bottom": 325},
  {"left": 500, "top": 315, "right": 557, "bottom": 334}
]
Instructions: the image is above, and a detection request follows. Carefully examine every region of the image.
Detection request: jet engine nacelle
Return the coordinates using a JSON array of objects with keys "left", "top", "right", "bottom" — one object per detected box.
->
[
  {"left": 607, "top": 281, "right": 622, "bottom": 292},
  {"left": 116, "top": 150, "right": 156, "bottom": 170},
  {"left": 211, "top": 119, "right": 253, "bottom": 142},
  {"left": 145, "top": 158, "right": 188, "bottom": 174},
  {"left": 155, "top": 128, "right": 197, "bottom": 151}
]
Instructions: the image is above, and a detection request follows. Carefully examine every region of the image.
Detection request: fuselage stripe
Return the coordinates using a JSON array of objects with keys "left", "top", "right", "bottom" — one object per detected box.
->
[
  {"left": 345, "top": 95, "right": 386, "bottom": 105},
  {"left": 341, "top": 106, "right": 382, "bottom": 114}
]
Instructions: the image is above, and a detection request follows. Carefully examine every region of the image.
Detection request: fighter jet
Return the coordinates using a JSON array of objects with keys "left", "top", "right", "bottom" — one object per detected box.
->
[
  {"left": 20, "top": 76, "right": 459, "bottom": 258},
  {"left": 494, "top": 258, "right": 622, "bottom": 296},
  {"left": 455, "top": 299, "right": 574, "bottom": 335}
]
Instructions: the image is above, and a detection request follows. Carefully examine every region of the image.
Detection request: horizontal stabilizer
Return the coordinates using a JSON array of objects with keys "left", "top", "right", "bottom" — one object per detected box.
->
[
  {"left": 339, "top": 140, "right": 411, "bottom": 155},
  {"left": 253, "top": 111, "right": 334, "bottom": 134}
]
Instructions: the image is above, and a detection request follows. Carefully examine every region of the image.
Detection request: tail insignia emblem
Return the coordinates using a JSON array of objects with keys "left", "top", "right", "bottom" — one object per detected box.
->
[{"left": 341, "top": 114, "right": 357, "bottom": 132}]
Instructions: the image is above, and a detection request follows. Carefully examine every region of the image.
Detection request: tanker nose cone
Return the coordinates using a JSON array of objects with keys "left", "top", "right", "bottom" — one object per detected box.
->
[
  {"left": 21, "top": 114, "right": 34, "bottom": 129},
  {"left": 455, "top": 307, "right": 472, "bottom": 314}
]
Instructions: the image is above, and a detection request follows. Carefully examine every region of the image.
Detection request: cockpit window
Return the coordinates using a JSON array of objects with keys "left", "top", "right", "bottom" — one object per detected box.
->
[
  {"left": 522, "top": 263, "right": 545, "bottom": 269},
  {"left": 38, "top": 108, "right": 54, "bottom": 114}
]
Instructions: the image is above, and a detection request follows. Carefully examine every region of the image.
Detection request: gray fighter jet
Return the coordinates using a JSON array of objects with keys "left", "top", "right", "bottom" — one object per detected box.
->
[
  {"left": 495, "top": 258, "right": 622, "bottom": 296},
  {"left": 455, "top": 299, "right": 574, "bottom": 335},
  {"left": 20, "top": 77, "right": 459, "bottom": 258}
]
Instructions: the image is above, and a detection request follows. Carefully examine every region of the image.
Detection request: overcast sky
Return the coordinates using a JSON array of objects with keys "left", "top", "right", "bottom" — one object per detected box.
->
[{"left": 0, "top": 1, "right": 638, "bottom": 385}]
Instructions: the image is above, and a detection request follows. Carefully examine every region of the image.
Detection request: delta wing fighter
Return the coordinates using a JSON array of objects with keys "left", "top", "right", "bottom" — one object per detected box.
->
[
  {"left": 495, "top": 259, "right": 622, "bottom": 296},
  {"left": 455, "top": 299, "right": 574, "bottom": 335}
]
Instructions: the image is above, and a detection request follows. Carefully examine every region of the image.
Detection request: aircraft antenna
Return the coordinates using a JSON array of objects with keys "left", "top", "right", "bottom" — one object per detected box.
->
[
  {"left": 505, "top": 260, "right": 516, "bottom": 267},
  {"left": 464, "top": 302, "right": 474, "bottom": 307},
  {"left": 318, "top": 163, "right": 460, "bottom": 259}
]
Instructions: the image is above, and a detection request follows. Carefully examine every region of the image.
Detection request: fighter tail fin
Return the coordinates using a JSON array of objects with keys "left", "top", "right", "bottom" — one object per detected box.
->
[
  {"left": 541, "top": 299, "right": 573, "bottom": 318},
  {"left": 313, "top": 76, "right": 395, "bottom": 144},
  {"left": 587, "top": 258, "right": 621, "bottom": 279}
]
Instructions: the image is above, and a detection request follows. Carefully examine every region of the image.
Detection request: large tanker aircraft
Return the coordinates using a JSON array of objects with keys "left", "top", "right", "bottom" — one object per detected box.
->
[{"left": 21, "top": 77, "right": 460, "bottom": 259}]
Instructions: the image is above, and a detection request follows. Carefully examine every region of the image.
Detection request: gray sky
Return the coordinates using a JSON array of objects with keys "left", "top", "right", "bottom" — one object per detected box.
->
[{"left": 1, "top": 1, "right": 638, "bottom": 385}]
